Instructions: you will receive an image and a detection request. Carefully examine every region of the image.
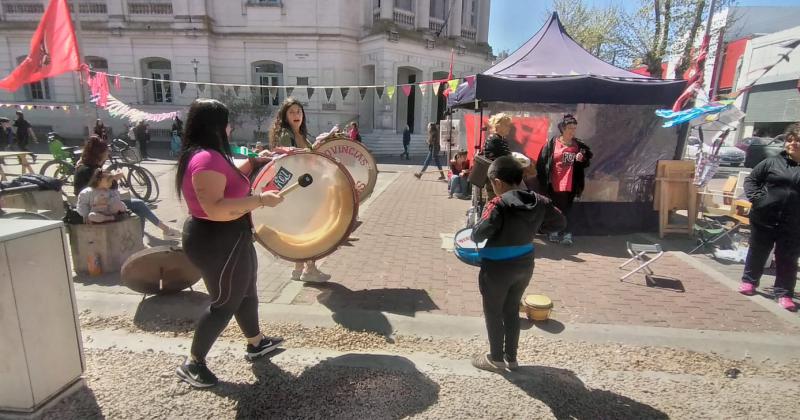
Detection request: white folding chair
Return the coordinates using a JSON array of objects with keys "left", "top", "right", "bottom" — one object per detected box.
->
[{"left": 619, "top": 242, "right": 664, "bottom": 281}]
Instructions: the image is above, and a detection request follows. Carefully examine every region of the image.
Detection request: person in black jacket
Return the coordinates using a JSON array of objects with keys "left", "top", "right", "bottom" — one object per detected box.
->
[
  {"left": 536, "top": 114, "right": 593, "bottom": 246},
  {"left": 401, "top": 124, "right": 411, "bottom": 160},
  {"left": 470, "top": 156, "right": 565, "bottom": 372},
  {"left": 739, "top": 123, "right": 800, "bottom": 312}
]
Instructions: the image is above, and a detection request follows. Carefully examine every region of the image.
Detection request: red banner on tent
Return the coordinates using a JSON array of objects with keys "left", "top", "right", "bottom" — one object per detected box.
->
[
  {"left": 464, "top": 114, "right": 550, "bottom": 163},
  {"left": 0, "top": 0, "right": 80, "bottom": 92}
]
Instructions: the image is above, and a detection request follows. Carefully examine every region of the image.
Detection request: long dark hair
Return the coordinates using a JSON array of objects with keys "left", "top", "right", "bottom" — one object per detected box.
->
[
  {"left": 81, "top": 135, "right": 109, "bottom": 166},
  {"left": 175, "top": 99, "right": 234, "bottom": 200},
  {"left": 269, "top": 97, "right": 308, "bottom": 149}
]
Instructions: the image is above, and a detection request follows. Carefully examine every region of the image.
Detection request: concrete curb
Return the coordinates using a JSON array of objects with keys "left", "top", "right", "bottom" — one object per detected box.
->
[{"left": 76, "top": 290, "right": 800, "bottom": 363}]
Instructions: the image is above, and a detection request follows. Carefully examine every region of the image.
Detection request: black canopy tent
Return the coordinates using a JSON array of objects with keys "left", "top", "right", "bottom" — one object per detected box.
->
[{"left": 448, "top": 13, "right": 687, "bottom": 235}]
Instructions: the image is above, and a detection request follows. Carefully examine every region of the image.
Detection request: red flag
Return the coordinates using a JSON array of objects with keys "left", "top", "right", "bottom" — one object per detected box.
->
[{"left": 0, "top": 0, "right": 80, "bottom": 92}]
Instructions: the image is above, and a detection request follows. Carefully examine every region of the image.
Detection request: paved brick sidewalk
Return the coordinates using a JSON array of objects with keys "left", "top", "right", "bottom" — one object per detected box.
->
[{"left": 293, "top": 171, "right": 799, "bottom": 334}]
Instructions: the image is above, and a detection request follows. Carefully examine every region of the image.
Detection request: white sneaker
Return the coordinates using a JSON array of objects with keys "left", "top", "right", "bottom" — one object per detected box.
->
[
  {"left": 547, "top": 233, "right": 560, "bottom": 243},
  {"left": 300, "top": 270, "right": 331, "bottom": 283},
  {"left": 560, "top": 233, "right": 573, "bottom": 246}
]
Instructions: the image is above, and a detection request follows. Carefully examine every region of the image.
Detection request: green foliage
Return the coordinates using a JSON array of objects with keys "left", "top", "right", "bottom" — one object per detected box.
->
[{"left": 217, "top": 90, "right": 273, "bottom": 141}]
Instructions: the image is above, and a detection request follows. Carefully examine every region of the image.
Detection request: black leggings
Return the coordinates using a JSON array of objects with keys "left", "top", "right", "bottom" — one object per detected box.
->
[
  {"left": 479, "top": 256, "right": 534, "bottom": 362},
  {"left": 183, "top": 216, "right": 260, "bottom": 361},
  {"left": 742, "top": 224, "right": 800, "bottom": 298},
  {"left": 549, "top": 189, "right": 576, "bottom": 233}
]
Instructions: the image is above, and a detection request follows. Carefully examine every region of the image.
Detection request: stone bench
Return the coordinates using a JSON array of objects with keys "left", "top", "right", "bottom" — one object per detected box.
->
[
  {"left": 67, "top": 216, "right": 145, "bottom": 274},
  {"left": 0, "top": 189, "right": 65, "bottom": 220}
]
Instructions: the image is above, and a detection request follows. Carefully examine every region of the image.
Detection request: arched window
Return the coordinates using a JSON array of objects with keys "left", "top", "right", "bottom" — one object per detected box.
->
[
  {"left": 85, "top": 56, "right": 109, "bottom": 73},
  {"left": 16, "top": 56, "right": 51, "bottom": 101},
  {"left": 141, "top": 58, "right": 172, "bottom": 103},
  {"left": 252, "top": 61, "right": 283, "bottom": 106}
]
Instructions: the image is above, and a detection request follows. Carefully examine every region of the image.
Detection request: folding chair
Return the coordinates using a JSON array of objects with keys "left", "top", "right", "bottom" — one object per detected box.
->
[
  {"left": 690, "top": 213, "right": 741, "bottom": 254},
  {"left": 619, "top": 242, "right": 664, "bottom": 281}
]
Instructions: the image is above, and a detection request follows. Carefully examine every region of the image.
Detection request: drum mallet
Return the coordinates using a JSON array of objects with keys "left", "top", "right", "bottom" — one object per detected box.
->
[{"left": 278, "top": 173, "right": 313, "bottom": 197}]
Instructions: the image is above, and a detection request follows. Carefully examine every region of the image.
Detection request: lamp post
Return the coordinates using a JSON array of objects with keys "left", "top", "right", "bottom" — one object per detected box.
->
[{"left": 191, "top": 59, "right": 199, "bottom": 98}]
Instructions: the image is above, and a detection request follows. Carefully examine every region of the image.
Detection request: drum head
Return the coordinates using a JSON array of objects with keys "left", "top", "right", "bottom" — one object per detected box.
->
[
  {"left": 251, "top": 151, "right": 358, "bottom": 262},
  {"left": 315, "top": 139, "right": 378, "bottom": 203},
  {"left": 453, "top": 227, "right": 485, "bottom": 267},
  {"left": 121, "top": 246, "right": 202, "bottom": 294}
]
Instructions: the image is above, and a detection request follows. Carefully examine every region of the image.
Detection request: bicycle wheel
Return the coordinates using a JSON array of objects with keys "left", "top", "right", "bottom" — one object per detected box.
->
[
  {"left": 137, "top": 166, "right": 161, "bottom": 202},
  {"left": 39, "top": 160, "right": 75, "bottom": 185},
  {"left": 110, "top": 163, "right": 152, "bottom": 202}
]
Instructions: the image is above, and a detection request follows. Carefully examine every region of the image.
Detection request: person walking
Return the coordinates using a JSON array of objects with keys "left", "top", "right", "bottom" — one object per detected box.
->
[
  {"left": 401, "top": 124, "right": 411, "bottom": 160},
  {"left": 13, "top": 111, "right": 37, "bottom": 151},
  {"left": 536, "top": 114, "right": 593, "bottom": 246},
  {"left": 93, "top": 119, "right": 108, "bottom": 141},
  {"left": 175, "top": 99, "right": 285, "bottom": 388},
  {"left": 470, "top": 156, "right": 565, "bottom": 372},
  {"left": 738, "top": 123, "right": 800, "bottom": 312},
  {"left": 414, "top": 123, "right": 445, "bottom": 180},
  {"left": 171, "top": 116, "right": 183, "bottom": 157},
  {"left": 135, "top": 120, "right": 150, "bottom": 160}
]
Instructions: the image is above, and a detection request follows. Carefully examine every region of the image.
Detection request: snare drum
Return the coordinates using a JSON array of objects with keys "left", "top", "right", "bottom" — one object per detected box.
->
[
  {"left": 453, "top": 227, "right": 487, "bottom": 266},
  {"left": 251, "top": 151, "right": 358, "bottom": 262},
  {"left": 315, "top": 138, "right": 378, "bottom": 203}
]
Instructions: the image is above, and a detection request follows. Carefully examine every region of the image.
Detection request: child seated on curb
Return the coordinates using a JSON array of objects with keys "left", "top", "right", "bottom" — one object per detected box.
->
[
  {"left": 471, "top": 155, "right": 565, "bottom": 372},
  {"left": 76, "top": 168, "right": 128, "bottom": 223}
]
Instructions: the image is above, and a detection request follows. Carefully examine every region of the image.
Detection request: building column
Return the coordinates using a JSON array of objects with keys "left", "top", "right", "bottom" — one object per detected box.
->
[
  {"left": 448, "top": 0, "right": 463, "bottom": 39},
  {"left": 415, "top": 0, "right": 430, "bottom": 31},
  {"left": 478, "top": 0, "right": 490, "bottom": 43},
  {"left": 380, "top": 0, "right": 393, "bottom": 20}
]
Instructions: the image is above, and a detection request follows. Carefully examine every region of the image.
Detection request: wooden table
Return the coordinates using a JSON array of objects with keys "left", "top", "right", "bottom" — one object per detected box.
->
[{"left": 0, "top": 151, "right": 35, "bottom": 181}]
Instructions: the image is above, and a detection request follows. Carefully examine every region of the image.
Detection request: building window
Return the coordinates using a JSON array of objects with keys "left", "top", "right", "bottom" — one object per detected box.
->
[
  {"left": 462, "top": 0, "right": 477, "bottom": 28},
  {"left": 247, "top": 0, "right": 281, "bottom": 6},
  {"left": 296, "top": 77, "right": 309, "bottom": 86},
  {"left": 430, "top": 0, "right": 446, "bottom": 19},
  {"left": 394, "top": 0, "right": 413, "bottom": 11},
  {"left": 142, "top": 58, "right": 172, "bottom": 104},
  {"left": 128, "top": 1, "right": 173, "bottom": 15},
  {"left": 16, "top": 56, "right": 50, "bottom": 101},
  {"left": 3, "top": 2, "right": 44, "bottom": 14},
  {"left": 252, "top": 61, "right": 283, "bottom": 106},
  {"left": 85, "top": 56, "right": 109, "bottom": 73}
]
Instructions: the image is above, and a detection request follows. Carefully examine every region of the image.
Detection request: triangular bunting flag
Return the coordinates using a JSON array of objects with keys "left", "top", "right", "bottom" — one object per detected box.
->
[
  {"left": 466, "top": 75, "right": 476, "bottom": 87},
  {"left": 419, "top": 84, "right": 428, "bottom": 96},
  {"left": 324, "top": 88, "right": 333, "bottom": 102},
  {"left": 114, "top": 75, "right": 121, "bottom": 90},
  {"left": 233, "top": 85, "right": 240, "bottom": 96},
  {"left": 359, "top": 87, "right": 367, "bottom": 100},
  {"left": 431, "top": 82, "right": 441, "bottom": 96},
  {"left": 179, "top": 82, "right": 187, "bottom": 94},
  {"left": 375, "top": 86, "right": 384, "bottom": 99},
  {"left": 386, "top": 86, "right": 396, "bottom": 99},
  {"left": 340, "top": 87, "right": 350, "bottom": 101},
  {"left": 307, "top": 87, "right": 315, "bottom": 99},
  {"left": 285, "top": 86, "right": 294, "bottom": 97},
  {"left": 198, "top": 84, "right": 206, "bottom": 93},
  {"left": 250, "top": 86, "right": 257, "bottom": 95},
  {"left": 268, "top": 87, "right": 278, "bottom": 101},
  {"left": 448, "top": 79, "right": 460, "bottom": 92},
  {"left": 401, "top": 85, "right": 412, "bottom": 97}
]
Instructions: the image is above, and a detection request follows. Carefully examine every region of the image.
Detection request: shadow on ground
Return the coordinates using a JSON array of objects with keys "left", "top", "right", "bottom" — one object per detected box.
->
[
  {"left": 503, "top": 366, "right": 668, "bottom": 419},
  {"left": 133, "top": 291, "right": 208, "bottom": 333},
  {"left": 211, "top": 354, "right": 440, "bottom": 419},
  {"left": 40, "top": 381, "right": 104, "bottom": 419},
  {"left": 310, "top": 282, "right": 438, "bottom": 341}
]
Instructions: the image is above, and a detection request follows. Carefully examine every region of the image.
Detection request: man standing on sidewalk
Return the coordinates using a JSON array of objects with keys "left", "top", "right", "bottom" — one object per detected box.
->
[
  {"left": 134, "top": 120, "right": 149, "bottom": 160},
  {"left": 13, "top": 111, "right": 36, "bottom": 151}
]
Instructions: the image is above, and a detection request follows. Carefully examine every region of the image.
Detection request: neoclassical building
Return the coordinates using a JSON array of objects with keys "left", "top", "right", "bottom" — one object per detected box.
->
[{"left": 0, "top": 0, "right": 492, "bottom": 147}]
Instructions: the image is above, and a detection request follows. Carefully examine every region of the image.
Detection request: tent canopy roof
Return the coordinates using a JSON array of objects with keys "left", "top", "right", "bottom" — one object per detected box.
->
[{"left": 450, "top": 13, "right": 686, "bottom": 107}]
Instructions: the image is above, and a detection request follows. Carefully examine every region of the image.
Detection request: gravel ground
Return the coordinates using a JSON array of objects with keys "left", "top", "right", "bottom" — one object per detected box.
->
[{"left": 29, "top": 311, "right": 799, "bottom": 419}]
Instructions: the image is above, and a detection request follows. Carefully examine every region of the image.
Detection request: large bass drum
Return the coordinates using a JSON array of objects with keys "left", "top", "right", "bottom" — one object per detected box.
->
[
  {"left": 250, "top": 151, "right": 358, "bottom": 262},
  {"left": 315, "top": 136, "right": 378, "bottom": 203}
]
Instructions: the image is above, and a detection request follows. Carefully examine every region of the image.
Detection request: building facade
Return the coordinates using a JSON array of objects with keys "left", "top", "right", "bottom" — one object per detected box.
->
[{"left": 0, "top": 0, "right": 492, "bottom": 144}]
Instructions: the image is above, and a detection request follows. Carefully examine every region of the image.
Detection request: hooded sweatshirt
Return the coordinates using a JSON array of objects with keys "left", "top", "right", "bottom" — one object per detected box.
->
[
  {"left": 744, "top": 151, "right": 800, "bottom": 232},
  {"left": 472, "top": 189, "right": 566, "bottom": 261}
]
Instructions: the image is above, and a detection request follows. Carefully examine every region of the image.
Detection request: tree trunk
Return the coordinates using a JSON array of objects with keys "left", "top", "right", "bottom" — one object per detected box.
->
[
  {"left": 646, "top": 0, "right": 664, "bottom": 78},
  {"left": 677, "top": 0, "right": 707, "bottom": 77}
]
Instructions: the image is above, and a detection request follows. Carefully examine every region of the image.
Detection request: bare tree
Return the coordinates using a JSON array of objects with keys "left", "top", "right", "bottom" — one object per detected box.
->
[{"left": 549, "top": 0, "right": 622, "bottom": 63}]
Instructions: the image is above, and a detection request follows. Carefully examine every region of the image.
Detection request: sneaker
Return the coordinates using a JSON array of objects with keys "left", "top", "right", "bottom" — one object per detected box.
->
[
  {"left": 560, "top": 233, "right": 573, "bottom": 246},
  {"left": 414, "top": 173, "right": 422, "bottom": 179},
  {"left": 455, "top": 193, "right": 470, "bottom": 200},
  {"left": 738, "top": 282, "right": 756, "bottom": 296},
  {"left": 291, "top": 269, "right": 303, "bottom": 281},
  {"left": 162, "top": 228, "right": 182, "bottom": 241},
  {"left": 301, "top": 270, "right": 331, "bottom": 283},
  {"left": 504, "top": 355, "right": 519, "bottom": 371},
  {"left": 471, "top": 353, "right": 506, "bottom": 373},
  {"left": 176, "top": 358, "right": 218, "bottom": 388},
  {"left": 245, "top": 336, "right": 284, "bottom": 361},
  {"left": 547, "top": 232, "right": 560, "bottom": 243},
  {"left": 438, "top": 175, "right": 446, "bottom": 181},
  {"left": 448, "top": 192, "right": 454, "bottom": 199},
  {"left": 778, "top": 296, "right": 797, "bottom": 312}
]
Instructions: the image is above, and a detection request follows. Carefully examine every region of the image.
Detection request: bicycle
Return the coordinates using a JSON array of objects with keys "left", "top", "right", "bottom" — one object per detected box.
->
[{"left": 39, "top": 132, "right": 79, "bottom": 185}]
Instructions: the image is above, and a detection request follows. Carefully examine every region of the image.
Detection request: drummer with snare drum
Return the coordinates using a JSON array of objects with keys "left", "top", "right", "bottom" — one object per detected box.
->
[{"left": 267, "top": 97, "right": 332, "bottom": 283}]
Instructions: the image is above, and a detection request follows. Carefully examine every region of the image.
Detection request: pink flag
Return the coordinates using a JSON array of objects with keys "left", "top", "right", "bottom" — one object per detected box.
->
[{"left": 401, "top": 85, "right": 412, "bottom": 97}]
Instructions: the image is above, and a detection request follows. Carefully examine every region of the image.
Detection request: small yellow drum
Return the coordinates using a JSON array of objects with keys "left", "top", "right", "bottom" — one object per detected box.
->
[{"left": 520, "top": 294, "right": 553, "bottom": 321}]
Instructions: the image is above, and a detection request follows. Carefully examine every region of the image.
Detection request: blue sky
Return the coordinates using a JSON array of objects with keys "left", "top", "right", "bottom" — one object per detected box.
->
[{"left": 488, "top": 0, "right": 800, "bottom": 54}]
